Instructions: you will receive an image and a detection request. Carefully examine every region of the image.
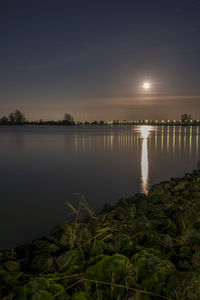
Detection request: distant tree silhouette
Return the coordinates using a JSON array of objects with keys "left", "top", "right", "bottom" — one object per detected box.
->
[
  {"left": 181, "top": 113, "right": 192, "bottom": 122},
  {"left": 91, "top": 120, "right": 98, "bottom": 125},
  {"left": 8, "top": 110, "right": 26, "bottom": 124},
  {"left": 14, "top": 110, "right": 26, "bottom": 124},
  {"left": 8, "top": 112, "right": 15, "bottom": 123},
  {"left": 63, "top": 113, "right": 74, "bottom": 124},
  {"left": 0, "top": 116, "right": 8, "bottom": 124}
]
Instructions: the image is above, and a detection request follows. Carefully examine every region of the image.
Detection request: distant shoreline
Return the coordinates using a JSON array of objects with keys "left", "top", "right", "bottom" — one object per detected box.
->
[{"left": 0, "top": 122, "right": 200, "bottom": 126}]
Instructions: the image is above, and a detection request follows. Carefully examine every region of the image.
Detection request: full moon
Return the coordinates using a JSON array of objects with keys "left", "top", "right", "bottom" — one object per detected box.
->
[{"left": 143, "top": 82, "right": 150, "bottom": 89}]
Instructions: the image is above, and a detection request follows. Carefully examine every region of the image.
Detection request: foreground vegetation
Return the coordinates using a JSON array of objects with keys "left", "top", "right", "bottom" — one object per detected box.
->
[{"left": 1, "top": 170, "right": 200, "bottom": 299}]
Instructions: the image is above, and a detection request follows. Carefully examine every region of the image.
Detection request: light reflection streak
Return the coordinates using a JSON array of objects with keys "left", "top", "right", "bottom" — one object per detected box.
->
[
  {"left": 179, "top": 126, "right": 181, "bottom": 152},
  {"left": 75, "top": 134, "right": 78, "bottom": 152},
  {"left": 167, "top": 126, "right": 170, "bottom": 152},
  {"left": 155, "top": 130, "right": 157, "bottom": 150},
  {"left": 184, "top": 127, "right": 186, "bottom": 150},
  {"left": 161, "top": 126, "right": 164, "bottom": 152},
  {"left": 73, "top": 127, "right": 200, "bottom": 188},
  {"left": 140, "top": 126, "right": 151, "bottom": 195},
  {"left": 110, "top": 135, "right": 113, "bottom": 150},
  {"left": 173, "top": 126, "right": 175, "bottom": 155},
  {"left": 189, "top": 126, "right": 192, "bottom": 157}
]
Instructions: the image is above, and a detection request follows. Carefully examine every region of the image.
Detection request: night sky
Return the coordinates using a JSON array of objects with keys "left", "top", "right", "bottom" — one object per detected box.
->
[{"left": 1, "top": 0, "right": 200, "bottom": 121}]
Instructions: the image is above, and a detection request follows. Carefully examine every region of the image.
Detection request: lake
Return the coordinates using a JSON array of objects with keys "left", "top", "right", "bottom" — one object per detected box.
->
[{"left": 0, "top": 125, "right": 199, "bottom": 249}]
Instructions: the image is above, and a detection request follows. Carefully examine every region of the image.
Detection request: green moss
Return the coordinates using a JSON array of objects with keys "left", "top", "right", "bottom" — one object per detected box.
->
[
  {"left": 59, "top": 225, "right": 72, "bottom": 248},
  {"left": 32, "top": 240, "right": 60, "bottom": 254},
  {"left": 84, "top": 254, "right": 134, "bottom": 299},
  {"left": 179, "top": 246, "right": 191, "bottom": 258},
  {"left": 55, "top": 250, "right": 79, "bottom": 272},
  {"left": 182, "top": 229, "right": 200, "bottom": 245},
  {"left": 90, "top": 239, "right": 105, "bottom": 256},
  {"left": 30, "top": 255, "right": 55, "bottom": 272},
  {"left": 85, "top": 254, "right": 130, "bottom": 282},
  {"left": 132, "top": 250, "right": 177, "bottom": 296},
  {"left": 176, "top": 274, "right": 200, "bottom": 300},
  {"left": 2, "top": 271, "right": 24, "bottom": 287},
  {"left": 16, "top": 278, "right": 69, "bottom": 300},
  {"left": 71, "top": 291, "right": 91, "bottom": 300},
  {"left": 4, "top": 260, "right": 20, "bottom": 271},
  {"left": 149, "top": 185, "right": 171, "bottom": 203}
]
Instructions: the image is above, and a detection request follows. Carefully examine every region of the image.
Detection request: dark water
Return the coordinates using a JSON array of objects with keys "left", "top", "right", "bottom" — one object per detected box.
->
[{"left": 0, "top": 125, "right": 199, "bottom": 249}]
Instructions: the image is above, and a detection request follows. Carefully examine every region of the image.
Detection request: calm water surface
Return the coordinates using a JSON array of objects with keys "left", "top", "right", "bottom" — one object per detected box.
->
[{"left": 0, "top": 125, "right": 199, "bottom": 248}]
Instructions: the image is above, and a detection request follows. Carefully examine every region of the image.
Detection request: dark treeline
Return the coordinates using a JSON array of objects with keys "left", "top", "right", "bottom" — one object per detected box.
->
[
  {"left": 0, "top": 111, "right": 199, "bottom": 126},
  {"left": 0, "top": 110, "right": 26, "bottom": 125},
  {"left": 0, "top": 111, "right": 74, "bottom": 125}
]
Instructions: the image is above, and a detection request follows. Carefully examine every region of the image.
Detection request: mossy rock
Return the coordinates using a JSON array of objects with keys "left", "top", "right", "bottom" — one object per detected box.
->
[
  {"left": 16, "top": 278, "right": 69, "bottom": 300},
  {"left": 182, "top": 229, "right": 200, "bottom": 245},
  {"left": 55, "top": 250, "right": 79, "bottom": 272},
  {"left": 59, "top": 225, "right": 72, "bottom": 248},
  {"left": 192, "top": 217, "right": 200, "bottom": 230},
  {"left": 127, "top": 294, "right": 151, "bottom": 300},
  {"left": 62, "top": 265, "right": 84, "bottom": 287},
  {"left": 71, "top": 291, "right": 91, "bottom": 300},
  {"left": 32, "top": 240, "right": 60, "bottom": 255},
  {"left": 2, "top": 271, "right": 24, "bottom": 287},
  {"left": 176, "top": 273, "right": 200, "bottom": 300},
  {"left": 179, "top": 246, "right": 191, "bottom": 258},
  {"left": 4, "top": 260, "right": 20, "bottom": 271},
  {"left": 132, "top": 250, "right": 177, "bottom": 297},
  {"left": 85, "top": 254, "right": 131, "bottom": 282},
  {"left": 84, "top": 254, "right": 134, "bottom": 299},
  {"left": 90, "top": 239, "right": 105, "bottom": 256},
  {"left": 173, "top": 181, "right": 189, "bottom": 192},
  {"left": 0, "top": 264, "right": 7, "bottom": 277},
  {"left": 149, "top": 185, "right": 171, "bottom": 203},
  {"left": 29, "top": 255, "right": 56, "bottom": 272}
]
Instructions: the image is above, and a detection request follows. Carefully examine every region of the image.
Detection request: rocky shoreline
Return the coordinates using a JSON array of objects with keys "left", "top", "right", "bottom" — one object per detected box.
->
[{"left": 1, "top": 170, "right": 200, "bottom": 299}]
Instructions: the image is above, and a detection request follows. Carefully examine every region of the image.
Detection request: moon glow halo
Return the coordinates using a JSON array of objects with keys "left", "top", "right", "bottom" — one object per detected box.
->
[{"left": 143, "top": 82, "right": 150, "bottom": 89}]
